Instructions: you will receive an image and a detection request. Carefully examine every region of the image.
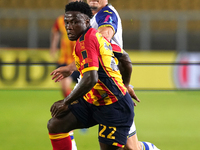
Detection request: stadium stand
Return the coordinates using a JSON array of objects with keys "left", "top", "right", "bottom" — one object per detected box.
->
[
  {"left": 1, "top": 0, "right": 200, "bottom": 10},
  {"left": 0, "top": 0, "right": 200, "bottom": 51}
]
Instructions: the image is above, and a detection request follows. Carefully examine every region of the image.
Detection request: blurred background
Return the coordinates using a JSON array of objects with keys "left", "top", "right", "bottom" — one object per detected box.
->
[
  {"left": 1, "top": 0, "right": 200, "bottom": 50},
  {"left": 0, "top": 1, "right": 200, "bottom": 150},
  {"left": 0, "top": 0, "right": 200, "bottom": 90}
]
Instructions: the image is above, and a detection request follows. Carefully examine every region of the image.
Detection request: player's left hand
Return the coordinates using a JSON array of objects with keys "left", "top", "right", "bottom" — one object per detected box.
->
[
  {"left": 50, "top": 66, "right": 73, "bottom": 82},
  {"left": 127, "top": 85, "right": 140, "bottom": 106},
  {"left": 50, "top": 100, "right": 68, "bottom": 117}
]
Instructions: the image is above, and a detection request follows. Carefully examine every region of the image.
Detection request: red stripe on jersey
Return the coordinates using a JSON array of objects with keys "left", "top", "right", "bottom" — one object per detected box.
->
[
  {"left": 92, "top": 88, "right": 105, "bottom": 105},
  {"left": 111, "top": 43, "right": 123, "bottom": 53},
  {"left": 84, "top": 92, "right": 93, "bottom": 103},
  {"left": 112, "top": 77, "right": 126, "bottom": 95},
  {"left": 91, "top": 88, "right": 103, "bottom": 99},
  {"left": 98, "top": 55, "right": 126, "bottom": 96}
]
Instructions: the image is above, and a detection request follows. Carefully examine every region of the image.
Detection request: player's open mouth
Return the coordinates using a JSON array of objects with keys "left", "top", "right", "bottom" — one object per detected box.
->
[{"left": 68, "top": 33, "right": 74, "bottom": 38}]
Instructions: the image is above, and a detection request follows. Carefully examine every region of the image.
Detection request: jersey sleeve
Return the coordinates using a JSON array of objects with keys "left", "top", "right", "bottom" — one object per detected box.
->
[
  {"left": 52, "top": 18, "right": 60, "bottom": 33},
  {"left": 111, "top": 43, "right": 123, "bottom": 59},
  {"left": 77, "top": 33, "right": 100, "bottom": 74},
  {"left": 95, "top": 7, "right": 118, "bottom": 33}
]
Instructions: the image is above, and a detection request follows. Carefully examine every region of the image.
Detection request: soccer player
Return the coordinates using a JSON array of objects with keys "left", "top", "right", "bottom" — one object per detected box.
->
[
  {"left": 50, "top": 0, "right": 81, "bottom": 97},
  {"left": 47, "top": 2, "right": 134, "bottom": 150},
  {"left": 87, "top": 1, "right": 160, "bottom": 150},
  {"left": 51, "top": 0, "right": 160, "bottom": 150}
]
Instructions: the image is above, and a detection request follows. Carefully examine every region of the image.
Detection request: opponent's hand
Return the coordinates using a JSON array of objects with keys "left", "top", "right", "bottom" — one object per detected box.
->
[
  {"left": 127, "top": 85, "right": 140, "bottom": 106},
  {"left": 50, "top": 100, "right": 68, "bottom": 117},
  {"left": 50, "top": 66, "right": 73, "bottom": 82}
]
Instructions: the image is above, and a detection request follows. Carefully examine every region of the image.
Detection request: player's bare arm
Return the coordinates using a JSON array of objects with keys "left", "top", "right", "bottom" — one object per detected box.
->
[
  {"left": 50, "top": 61, "right": 77, "bottom": 82},
  {"left": 118, "top": 50, "right": 140, "bottom": 104},
  {"left": 98, "top": 26, "right": 114, "bottom": 41},
  {"left": 50, "top": 31, "right": 60, "bottom": 59},
  {"left": 64, "top": 70, "right": 98, "bottom": 105},
  {"left": 118, "top": 50, "right": 132, "bottom": 87},
  {"left": 50, "top": 70, "right": 98, "bottom": 117}
]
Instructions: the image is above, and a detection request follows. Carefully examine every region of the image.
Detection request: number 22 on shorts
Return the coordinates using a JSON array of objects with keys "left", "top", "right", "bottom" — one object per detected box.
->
[{"left": 99, "top": 124, "right": 116, "bottom": 139}]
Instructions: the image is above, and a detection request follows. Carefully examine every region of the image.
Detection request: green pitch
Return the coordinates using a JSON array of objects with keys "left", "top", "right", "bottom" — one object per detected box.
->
[{"left": 0, "top": 90, "right": 199, "bottom": 150}]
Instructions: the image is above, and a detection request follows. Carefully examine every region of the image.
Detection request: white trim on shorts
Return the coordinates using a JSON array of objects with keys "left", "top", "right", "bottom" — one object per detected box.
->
[{"left": 128, "top": 120, "right": 136, "bottom": 138}]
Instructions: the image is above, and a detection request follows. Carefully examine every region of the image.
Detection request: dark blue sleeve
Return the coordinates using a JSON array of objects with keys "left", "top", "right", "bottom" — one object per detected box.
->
[
  {"left": 113, "top": 51, "right": 123, "bottom": 59},
  {"left": 95, "top": 7, "right": 118, "bottom": 33}
]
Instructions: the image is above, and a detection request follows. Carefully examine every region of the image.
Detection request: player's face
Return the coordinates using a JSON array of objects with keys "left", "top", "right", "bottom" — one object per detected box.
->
[
  {"left": 87, "top": 0, "right": 108, "bottom": 11},
  {"left": 64, "top": 11, "right": 90, "bottom": 41}
]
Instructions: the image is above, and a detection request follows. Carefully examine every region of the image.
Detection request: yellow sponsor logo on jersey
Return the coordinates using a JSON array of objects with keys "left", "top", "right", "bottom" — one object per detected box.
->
[
  {"left": 104, "top": 10, "right": 112, "bottom": 14},
  {"left": 80, "top": 42, "right": 85, "bottom": 50}
]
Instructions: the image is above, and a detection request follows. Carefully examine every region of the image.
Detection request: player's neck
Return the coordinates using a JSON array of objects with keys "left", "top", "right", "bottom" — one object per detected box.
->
[
  {"left": 92, "top": 10, "right": 97, "bottom": 16},
  {"left": 92, "top": 5, "right": 107, "bottom": 16}
]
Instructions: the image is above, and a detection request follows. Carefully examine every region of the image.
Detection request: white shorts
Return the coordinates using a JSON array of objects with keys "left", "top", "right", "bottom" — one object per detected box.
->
[{"left": 128, "top": 120, "right": 136, "bottom": 137}]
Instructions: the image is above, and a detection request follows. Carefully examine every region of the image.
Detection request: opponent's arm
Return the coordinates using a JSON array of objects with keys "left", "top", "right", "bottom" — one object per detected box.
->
[
  {"left": 98, "top": 26, "right": 114, "bottom": 41},
  {"left": 50, "top": 70, "right": 98, "bottom": 117},
  {"left": 118, "top": 50, "right": 132, "bottom": 87},
  {"left": 98, "top": 26, "right": 131, "bottom": 86},
  {"left": 117, "top": 50, "right": 140, "bottom": 104},
  {"left": 98, "top": 18, "right": 140, "bottom": 104}
]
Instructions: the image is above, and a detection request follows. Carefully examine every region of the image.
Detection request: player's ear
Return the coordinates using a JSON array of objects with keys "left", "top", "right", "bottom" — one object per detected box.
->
[{"left": 86, "top": 19, "right": 90, "bottom": 27}]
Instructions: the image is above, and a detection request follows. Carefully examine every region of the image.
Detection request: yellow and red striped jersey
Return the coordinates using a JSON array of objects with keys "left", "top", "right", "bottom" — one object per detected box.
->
[
  {"left": 52, "top": 15, "right": 75, "bottom": 64},
  {"left": 73, "top": 27, "right": 126, "bottom": 106}
]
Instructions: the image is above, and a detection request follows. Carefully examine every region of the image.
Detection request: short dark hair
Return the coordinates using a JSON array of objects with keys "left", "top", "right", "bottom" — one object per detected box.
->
[{"left": 65, "top": 1, "right": 93, "bottom": 19}]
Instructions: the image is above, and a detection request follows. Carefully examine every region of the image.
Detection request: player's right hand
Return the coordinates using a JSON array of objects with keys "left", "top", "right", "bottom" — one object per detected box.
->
[
  {"left": 50, "top": 100, "right": 68, "bottom": 117},
  {"left": 127, "top": 85, "right": 140, "bottom": 106},
  {"left": 50, "top": 66, "right": 73, "bottom": 82}
]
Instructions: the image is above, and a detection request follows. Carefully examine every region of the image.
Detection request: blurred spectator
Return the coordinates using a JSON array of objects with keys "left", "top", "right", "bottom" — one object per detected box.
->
[
  {"left": 50, "top": 0, "right": 81, "bottom": 98},
  {"left": 50, "top": 1, "right": 82, "bottom": 150}
]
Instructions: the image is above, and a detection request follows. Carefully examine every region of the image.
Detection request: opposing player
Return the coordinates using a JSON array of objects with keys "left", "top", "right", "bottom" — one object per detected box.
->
[
  {"left": 87, "top": 1, "right": 160, "bottom": 150},
  {"left": 48, "top": 2, "right": 134, "bottom": 150}
]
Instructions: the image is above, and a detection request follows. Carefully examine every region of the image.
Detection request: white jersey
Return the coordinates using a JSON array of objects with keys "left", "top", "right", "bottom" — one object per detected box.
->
[
  {"left": 140, "top": 141, "right": 160, "bottom": 150},
  {"left": 90, "top": 4, "right": 137, "bottom": 136},
  {"left": 90, "top": 4, "right": 123, "bottom": 48}
]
